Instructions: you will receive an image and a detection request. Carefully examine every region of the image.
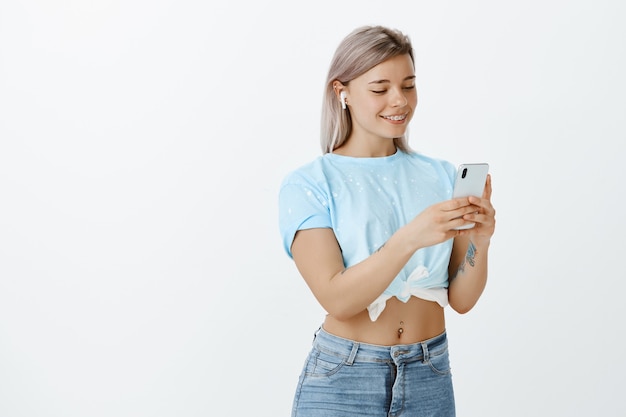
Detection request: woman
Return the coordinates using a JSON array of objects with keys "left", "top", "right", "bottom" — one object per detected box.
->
[{"left": 278, "top": 25, "right": 495, "bottom": 417}]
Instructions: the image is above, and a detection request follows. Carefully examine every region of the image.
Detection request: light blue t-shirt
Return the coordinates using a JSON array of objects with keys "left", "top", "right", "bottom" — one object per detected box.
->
[{"left": 278, "top": 149, "right": 457, "bottom": 320}]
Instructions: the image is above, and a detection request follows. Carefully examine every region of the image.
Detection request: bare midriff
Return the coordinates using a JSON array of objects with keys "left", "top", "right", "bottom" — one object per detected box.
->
[{"left": 322, "top": 296, "right": 446, "bottom": 346}]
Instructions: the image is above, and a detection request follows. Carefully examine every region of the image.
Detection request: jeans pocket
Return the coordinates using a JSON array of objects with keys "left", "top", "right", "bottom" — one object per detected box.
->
[
  {"left": 426, "top": 346, "right": 452, "bottom": 376},
  {"left": 304, "top": 347, "right": 347, "bottom": 378}
]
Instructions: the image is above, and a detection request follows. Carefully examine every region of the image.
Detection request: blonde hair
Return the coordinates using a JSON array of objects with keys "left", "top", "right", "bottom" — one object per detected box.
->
[{"left": 321, "top": 25, "right": 415, "bottom": 154}]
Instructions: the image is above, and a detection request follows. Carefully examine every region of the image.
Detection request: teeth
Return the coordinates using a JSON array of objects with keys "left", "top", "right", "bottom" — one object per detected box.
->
[{"left": 384, "top": 114, "right": 406, "bottom": 121}]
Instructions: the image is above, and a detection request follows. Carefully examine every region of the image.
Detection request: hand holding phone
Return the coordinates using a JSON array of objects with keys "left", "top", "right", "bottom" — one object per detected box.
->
[{"left": 452, "top": 163, "right": 489, "bottom": 230}]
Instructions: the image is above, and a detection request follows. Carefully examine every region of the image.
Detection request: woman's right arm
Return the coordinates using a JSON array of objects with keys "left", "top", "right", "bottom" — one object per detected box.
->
[
  {"left": 290, "top": 197, "right": 478, "bottom": 321},
  {"left": 291, "top": 227, "right": 414, "bottom": 321}
]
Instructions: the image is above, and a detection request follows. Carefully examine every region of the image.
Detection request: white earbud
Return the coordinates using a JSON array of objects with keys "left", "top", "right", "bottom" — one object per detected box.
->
[{"left": 340, "top": 91, "right": 347, "bottom": 109}]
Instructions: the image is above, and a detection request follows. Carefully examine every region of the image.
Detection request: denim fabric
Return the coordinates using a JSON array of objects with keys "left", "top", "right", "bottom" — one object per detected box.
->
[{"left": 291, "top": 327, "right": 455, "bottom": 417}]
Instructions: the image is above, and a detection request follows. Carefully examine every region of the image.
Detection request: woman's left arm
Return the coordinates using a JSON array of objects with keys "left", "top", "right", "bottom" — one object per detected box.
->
[{"left": 447, "top": 174, "right": 496, "bottom": 314}]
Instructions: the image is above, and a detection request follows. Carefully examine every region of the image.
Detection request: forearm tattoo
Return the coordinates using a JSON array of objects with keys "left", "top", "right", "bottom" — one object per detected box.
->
[
  {"left": 466, "top": 241, "right": 477, "bottom": 267},
  {"left": 451, "top": 241, "right": 477, "bottom": 280}
]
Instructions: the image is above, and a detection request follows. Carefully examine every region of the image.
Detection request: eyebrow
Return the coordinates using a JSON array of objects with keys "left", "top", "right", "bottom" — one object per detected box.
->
[{"left": 368, "top": 75, "right": 416, "bottom": 85}]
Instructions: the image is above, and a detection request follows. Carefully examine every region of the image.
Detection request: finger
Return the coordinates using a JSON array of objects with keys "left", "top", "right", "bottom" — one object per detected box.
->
[
  {"left": 446, "top": 204, "right": 481, "bottom": 223},
  {"left": 448, "top": 218, "right": 474, "bottom": 232},
  {"left": 463, "top": 211, "right": 496, "bottom": 229},
  {"left": 482, "top": 174, "right": 492, "bottom": 200},
  {"left": 467, "top": 195, "right": 488, "bottom": 211},
  {"left": 443, "top": 197, "right": 476, "bottom": 212},
  {"left": 446, "top": 207, "right": 482, "bottom": 231},
  {"left": 463, "top": 200, "right": 496, "bottom": 223},
  {"left": 468, "top": 192, "right": 495, "bottom": 212}
]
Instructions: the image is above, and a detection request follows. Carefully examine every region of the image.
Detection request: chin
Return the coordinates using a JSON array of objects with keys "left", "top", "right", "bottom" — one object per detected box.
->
[{"left": 385, "top": 128, "right": 408, "bottom": 139}]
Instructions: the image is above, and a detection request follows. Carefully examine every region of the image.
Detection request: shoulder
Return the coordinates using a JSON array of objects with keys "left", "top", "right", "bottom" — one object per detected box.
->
[
  {"left": 402, "top": 151, "right": 456, "bottom": 179},
  {"left": 280, "top": 155, "right": 335, "bottom": 189}
]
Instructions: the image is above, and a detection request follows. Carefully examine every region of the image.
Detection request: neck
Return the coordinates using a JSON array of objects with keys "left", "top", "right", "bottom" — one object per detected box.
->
[{"left": 333, "top": 138, "right": 397, "bottom": 158}]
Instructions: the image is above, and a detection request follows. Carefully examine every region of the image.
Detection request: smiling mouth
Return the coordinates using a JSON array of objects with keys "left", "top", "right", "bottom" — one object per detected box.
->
[{"left": 382, "top": 114, "right": 407, "bottom": 121}]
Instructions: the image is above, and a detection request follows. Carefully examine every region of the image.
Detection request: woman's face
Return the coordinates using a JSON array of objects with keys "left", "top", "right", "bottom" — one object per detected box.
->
[{"left": 345, "top": 54, "right": 417, "bottom": 146}]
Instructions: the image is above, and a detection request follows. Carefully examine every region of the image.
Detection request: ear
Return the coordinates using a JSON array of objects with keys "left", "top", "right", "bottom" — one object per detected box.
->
[{"left": 332, "top": 81, "right": 345, "bottom": 99}]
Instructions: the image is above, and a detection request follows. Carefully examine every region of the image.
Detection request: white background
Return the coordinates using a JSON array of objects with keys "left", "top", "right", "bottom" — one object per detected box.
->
[{"left": 1, "top": 1, "right": 625, "bottom": 416}]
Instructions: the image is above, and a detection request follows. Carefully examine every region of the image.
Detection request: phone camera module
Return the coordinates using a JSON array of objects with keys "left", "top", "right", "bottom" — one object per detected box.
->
[{"left": 461, "top": 168, "right": 467, "bottom": 179}]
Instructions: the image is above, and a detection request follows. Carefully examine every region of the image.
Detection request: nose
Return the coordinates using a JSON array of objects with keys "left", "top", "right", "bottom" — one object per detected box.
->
[{"left": 390, "top": 88, "right": 408, "bottom": 107}]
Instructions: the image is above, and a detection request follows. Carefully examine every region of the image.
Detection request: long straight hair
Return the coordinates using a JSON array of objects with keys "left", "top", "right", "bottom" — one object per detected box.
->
[{"left": 320, "top": 26, "right": 415, "bottom": 154}]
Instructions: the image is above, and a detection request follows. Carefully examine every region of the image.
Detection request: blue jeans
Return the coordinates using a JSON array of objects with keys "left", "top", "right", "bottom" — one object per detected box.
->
[{"left": 292, "top": 327, "right": 456, "bottom": 417}]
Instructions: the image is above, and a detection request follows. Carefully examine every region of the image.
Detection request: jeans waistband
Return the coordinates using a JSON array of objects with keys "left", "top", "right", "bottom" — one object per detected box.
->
[{"left": 312, "top": 326, "right": 448, "bottom": 365}]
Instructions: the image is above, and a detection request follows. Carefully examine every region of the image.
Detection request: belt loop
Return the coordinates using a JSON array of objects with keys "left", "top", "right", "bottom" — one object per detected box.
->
[
  {"left": 312, "top": 326, "right": 322, "bottom": 344},
  {"left": 346, "top": 342, "right": 359, "bottom": 365},
  {"left": 421, "top": 342, "right": 430, "bottom": 363}
]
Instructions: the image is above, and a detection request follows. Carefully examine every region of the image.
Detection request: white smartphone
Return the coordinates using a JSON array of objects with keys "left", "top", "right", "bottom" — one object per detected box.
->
[{"left": 452, "top": 163, "right": 489, "bottom": 230}]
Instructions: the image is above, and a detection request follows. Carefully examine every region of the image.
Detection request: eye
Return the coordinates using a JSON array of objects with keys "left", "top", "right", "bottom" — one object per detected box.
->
[
  {"left": 403, "top": 85, "right": 416, "bottom": 90},
  {"left": 371, "top": 90, "right": 387, "bottom": 94}
]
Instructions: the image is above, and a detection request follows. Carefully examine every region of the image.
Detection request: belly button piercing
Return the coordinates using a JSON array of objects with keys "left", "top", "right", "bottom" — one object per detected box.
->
[{"left": 397, "top": 321, "right": 404, "bottom": 338}]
